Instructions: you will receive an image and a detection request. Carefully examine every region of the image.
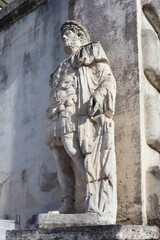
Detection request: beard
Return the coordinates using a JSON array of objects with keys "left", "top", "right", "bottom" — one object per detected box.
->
[
  {"left": 63, "top": 40, "right": 79, "bottom": 55},
  {"left": 64, "top": 45, "right": 72, "bottom": 55}
]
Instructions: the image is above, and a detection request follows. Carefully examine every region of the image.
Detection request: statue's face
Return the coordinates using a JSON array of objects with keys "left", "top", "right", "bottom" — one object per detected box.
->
[{"left": 61, "top": 29, "right": 82, "bottom": 55}]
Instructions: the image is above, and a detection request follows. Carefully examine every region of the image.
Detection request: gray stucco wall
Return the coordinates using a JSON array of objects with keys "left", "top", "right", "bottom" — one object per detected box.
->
[{"left": 0, "top": 0, "right": 69, "bottom": 228}]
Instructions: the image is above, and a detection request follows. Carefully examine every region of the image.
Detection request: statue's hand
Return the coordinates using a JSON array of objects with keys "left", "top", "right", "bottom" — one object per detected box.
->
[
  {"left": 88, "top": 91, "right": 103, "bottom": 117},
  {"left": 46, "top": 107, "right": 58, "bottom": 119}
]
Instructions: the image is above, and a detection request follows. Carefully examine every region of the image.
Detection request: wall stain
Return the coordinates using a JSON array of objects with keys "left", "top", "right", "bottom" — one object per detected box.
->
[
  {"left": 23, "top": 52, "right": 32, "bottom": 75},
  {"left": 26, "top": 214, "right": 38, "bottom": 229},
  {"left": 3, "top": 214, "right": 12, "bottom": 220},
  {"left": 21, "top": 169, "right": 28, "bottom": 184},
  {"left": 68, "top": 0, "right": 76, "bottom": 19},
  {"left": 0, "top": 67, "right": 8, "bottom": 90},
  {"left": 148, "top": 194, "right": 160, "bottom": 220},
  {"left": 148, "top": 166, "right": 160, "bottom": 180},
  {"left": 38, "top": 164, "right": 59, "bottom": 192}
]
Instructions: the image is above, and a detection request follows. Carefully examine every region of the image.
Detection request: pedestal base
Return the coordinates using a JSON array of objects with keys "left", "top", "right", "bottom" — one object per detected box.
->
[
  {"left": 37, "top": 212, "right": 114, "bottom": 228},
  {"left": 6, "top": 225, "right": 159, "bottom": 240}
]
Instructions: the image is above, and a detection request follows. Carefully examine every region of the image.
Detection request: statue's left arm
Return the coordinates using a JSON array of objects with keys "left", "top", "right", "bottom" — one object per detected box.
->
[
  {"left": 71, "top": 41, "right": 116, "bottom": 119},
  {"left": 88, "top": 61, "right": 116, "bottom": 119}
]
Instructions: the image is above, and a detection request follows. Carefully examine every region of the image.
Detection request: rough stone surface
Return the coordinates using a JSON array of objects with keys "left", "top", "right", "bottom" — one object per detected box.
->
[
  {"left": 6, "top": 225, "right": 159, "bottom": 240},
  {"left": 0, "top": 220, "right": 19, "bottom": 240}
]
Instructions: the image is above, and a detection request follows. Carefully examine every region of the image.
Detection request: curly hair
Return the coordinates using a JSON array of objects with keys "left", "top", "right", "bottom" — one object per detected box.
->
[{"left": 61, "top": 20, "right": 90, "bottom": 45}]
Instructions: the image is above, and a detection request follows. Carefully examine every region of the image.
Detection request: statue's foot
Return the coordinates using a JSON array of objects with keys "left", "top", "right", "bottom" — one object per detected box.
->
[{"left": 58, "top": 196, "right": 75, "bottom": 214}]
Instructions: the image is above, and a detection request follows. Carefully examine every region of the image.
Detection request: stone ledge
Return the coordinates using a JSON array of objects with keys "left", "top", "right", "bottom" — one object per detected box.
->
[
  {"left": 0, "top": 0, "right": 47, "bottom": 31},
  {"left": 6, "top": 225, "right": 159, "bottom": 240}
]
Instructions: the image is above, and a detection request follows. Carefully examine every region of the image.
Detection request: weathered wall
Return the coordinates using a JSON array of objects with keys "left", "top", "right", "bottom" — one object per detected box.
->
[
  {"left": 0, "top": 0, "right": 157, "bottom": 228},
  {"left": 0, "top": 0, "right": 69, "bottom": 228}
]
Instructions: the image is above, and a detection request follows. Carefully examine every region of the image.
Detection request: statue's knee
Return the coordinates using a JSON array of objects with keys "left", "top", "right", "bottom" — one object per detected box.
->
[
  {"left": 68, "top": 147, "right": 77, "bottom": 158},
  {"left": 63, "top": 141, "right": 77, "bottom": 158}
]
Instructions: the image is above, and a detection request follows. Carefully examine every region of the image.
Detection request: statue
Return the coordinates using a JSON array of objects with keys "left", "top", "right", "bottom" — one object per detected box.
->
[{"left": 46, "top": 20, "right": 117, "bottom": 224}]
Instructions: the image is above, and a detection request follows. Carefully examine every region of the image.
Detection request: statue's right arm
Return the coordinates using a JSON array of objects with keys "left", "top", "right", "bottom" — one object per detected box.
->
[{"left": 46, "top": 107, "right": 58, "bottom": 119}]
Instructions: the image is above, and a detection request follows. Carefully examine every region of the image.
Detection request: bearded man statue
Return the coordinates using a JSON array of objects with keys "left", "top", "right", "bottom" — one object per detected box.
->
[{"left": 46, "top": 20, "right": 117, "bottom": 224}]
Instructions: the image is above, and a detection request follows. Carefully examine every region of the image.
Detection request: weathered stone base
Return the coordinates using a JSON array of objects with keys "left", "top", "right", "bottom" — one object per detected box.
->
[
  {"left": 6, "top": 225, "right": 159, "bottom": 240},
  {"left": 37, "top": 212, "right": 115, "bottom": 228}
]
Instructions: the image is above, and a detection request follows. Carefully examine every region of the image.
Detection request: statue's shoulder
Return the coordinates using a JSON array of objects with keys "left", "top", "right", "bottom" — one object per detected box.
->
[
  {"left": 70, "top": 42, "right": 109, "bottom": 68},
  {"left": 84, "top": 41, "right": 109, "bottom": 64},
  {"left": 51, "top": 59, "right": 68, "bottom": 77},
  {"left": 84, "top": 41, "right": 102, "bottom": 49},
  {"left": 49, "top": 66, "right": 59, "bottom": 88},
  {"left": 49, "top": 59, "right": 69, "bottom": 87}
]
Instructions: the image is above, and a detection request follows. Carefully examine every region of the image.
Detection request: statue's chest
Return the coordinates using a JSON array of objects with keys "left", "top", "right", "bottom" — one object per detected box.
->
[{"left": 50, "top": 61, "right": 78, "bottom": 104}]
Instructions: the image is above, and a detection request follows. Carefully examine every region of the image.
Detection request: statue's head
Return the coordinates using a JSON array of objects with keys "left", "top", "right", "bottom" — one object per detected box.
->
[{"left": 61, "top": 20, "right": 90, "bottom": 55}]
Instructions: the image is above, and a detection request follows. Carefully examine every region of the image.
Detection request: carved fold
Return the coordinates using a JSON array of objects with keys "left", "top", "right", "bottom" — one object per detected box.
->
[
  {"left": 144, "top": 69, "right": 160, "bottom": 92},
  {"left": 145, "top": 95, "right": 160, "bottom": 153},
  {"left": 142, "top": 29, "right": 160, "bottom": 91},
  {"left": 142, "top": 4, "right": 160, "bottom": 38}
]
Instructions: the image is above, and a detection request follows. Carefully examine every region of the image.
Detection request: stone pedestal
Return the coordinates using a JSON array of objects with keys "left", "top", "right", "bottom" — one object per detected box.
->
[
  {"left": 37, "top": 212, "right": 114, "bottom": 228},
  {"left": 6, "top": 225, "right": 159, "bottom": 240}
]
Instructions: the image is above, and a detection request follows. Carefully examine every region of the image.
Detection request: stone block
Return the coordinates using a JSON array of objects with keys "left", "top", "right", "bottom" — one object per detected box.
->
[
  {"left": 0, "top": 220, "right": 20, "bottom": 240},
  {"left": 37, "top": 212, "right": 114, "bottom": 228},
  {"left": 6, "top": 225, "right": 159, "bottom": 240}
]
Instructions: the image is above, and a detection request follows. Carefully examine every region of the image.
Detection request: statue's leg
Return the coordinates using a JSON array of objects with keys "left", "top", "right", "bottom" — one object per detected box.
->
[
  {"left": 62, "top": 133, "right": 86, "bottom": 212},
  {"left": 62, "top": 133, "right": 85, "bottom": 179},
  {"left": 52, "top": 146, "right": 75, "bottom": 213}
]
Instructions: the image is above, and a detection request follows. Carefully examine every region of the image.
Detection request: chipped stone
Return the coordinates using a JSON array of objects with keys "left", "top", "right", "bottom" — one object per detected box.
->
[{"left": 6, "top": 225, "right": 159, "bottom": 240}]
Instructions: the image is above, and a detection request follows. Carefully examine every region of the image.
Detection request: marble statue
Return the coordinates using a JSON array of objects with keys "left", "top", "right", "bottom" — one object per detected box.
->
[{"left": 46, "top": 20, "right": 117, "bottom": 223}]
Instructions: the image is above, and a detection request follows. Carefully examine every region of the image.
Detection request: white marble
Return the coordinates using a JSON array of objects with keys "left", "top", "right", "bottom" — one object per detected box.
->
[{"left": 46, "top": 20, "right": 117, "bottom": 223}]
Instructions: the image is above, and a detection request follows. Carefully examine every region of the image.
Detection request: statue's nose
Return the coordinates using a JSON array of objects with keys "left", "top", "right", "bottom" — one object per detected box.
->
[{"left": 62, "top": 35, "right": 67, "bottom": 40}]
